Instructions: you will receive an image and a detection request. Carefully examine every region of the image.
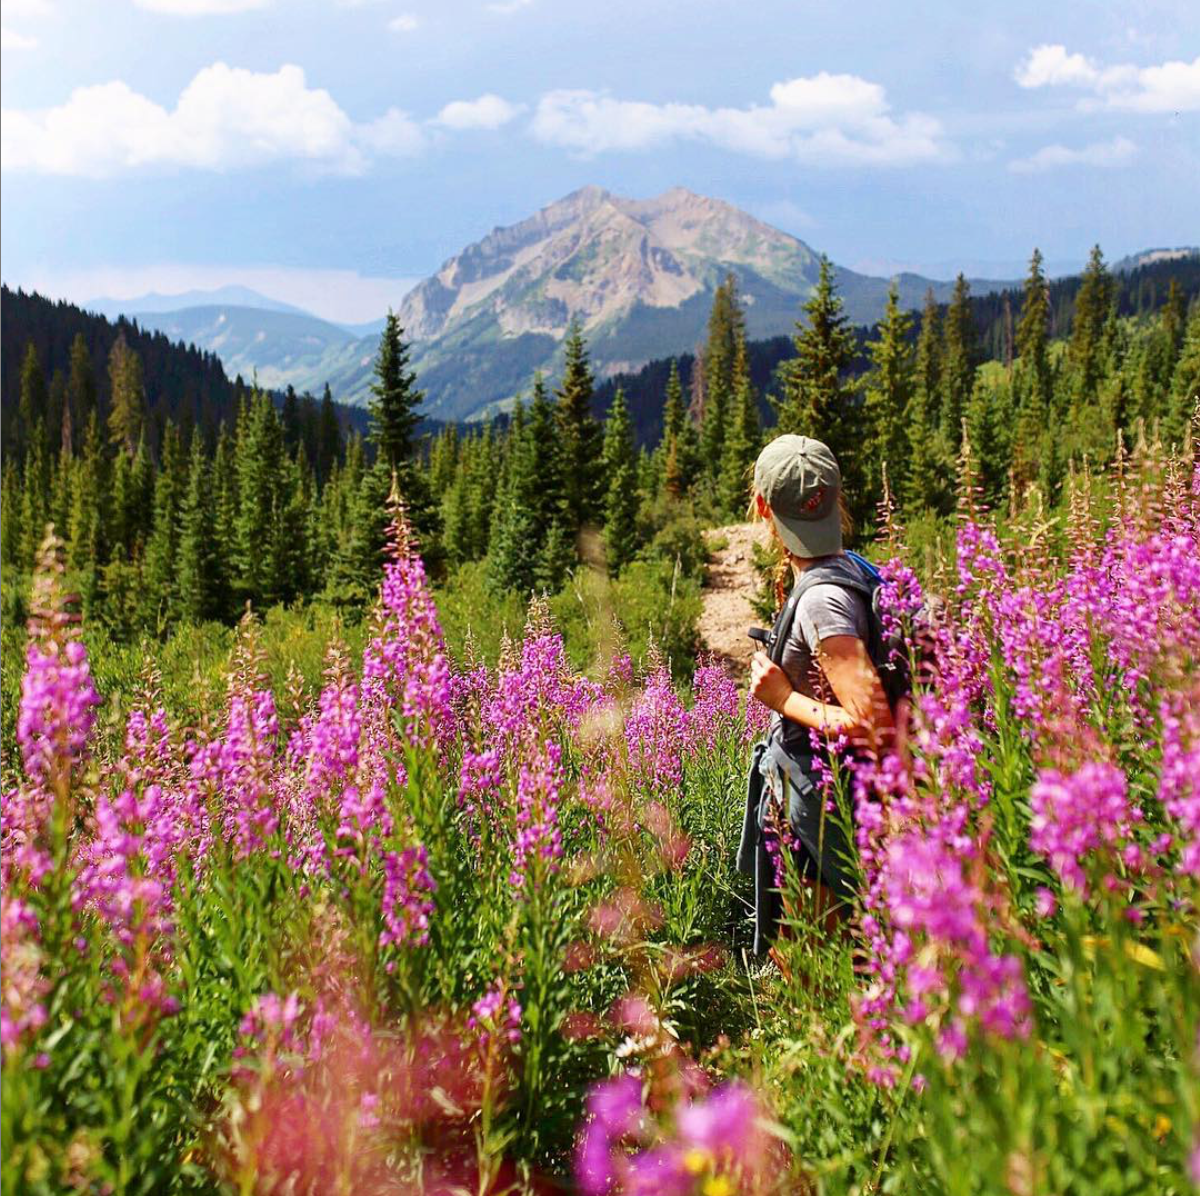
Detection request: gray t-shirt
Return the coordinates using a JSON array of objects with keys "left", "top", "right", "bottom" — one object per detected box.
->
[{"left": 770, "top": 579, "right": 870, "bottom": 752}]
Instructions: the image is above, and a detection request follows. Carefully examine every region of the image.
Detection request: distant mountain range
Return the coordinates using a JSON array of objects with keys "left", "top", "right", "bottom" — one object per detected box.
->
[
  {"left": 86, "top": 285, "right": 309, "bottom": 319},
  {"left": 80, "top": 189, "right": 1198, "bottom": 423}
]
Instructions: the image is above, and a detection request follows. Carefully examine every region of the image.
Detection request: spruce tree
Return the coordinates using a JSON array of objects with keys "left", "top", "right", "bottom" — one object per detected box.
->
[
  {"left": 555, "top": 320, "right": 603, "bottom": 529},
  {"left": 107, "top": 334, "right": 144, "bottom": 457},
  {"left": 1, "top": 461, "right": 21, "bottom": 570},
  {"left": 863, "top": 284, "right": 915, "bottom": 505},
  {"left": 659, "top": 359, "right": 699, "bottom": 498},
  {"left": 316, "top": 383, "right": 342, "bottom": 484},
  {"left": 1069, "top": 245, "right": 1114, "bottom": 404},
  {"left": 915, "top": 288, "right": 943, "bottom": 430},
  {"left": 18, "top": 343, "right": 48, "bottom": 465},
  {"left": 67, "top": 334, "right": 96, "bottom": 453},
  {"left": 1167, "top": 305, "right": 1200, "bottom": 447},
  {"left": 777, "top": 256, "right": 861, "bottom": 506},
  {"left": 718, "top": 335, "right": 760, "bottom": 516},
  {"left": 18, "top": 423, "right": 50, "bottom": 571},
  {"left": 176, "top": 435, "right": 224, "bottom": 623},
  {"left": 602, "top": 387, "right": 639, "bottom": 575},
  {"left": 941, "top": 274, "right": 977, "bottom": 443},
  {"left": 369, "top": 312, "right": 422, "bottom": 472},
  {"left": 699, "top": 276, "right": 745, "bottom": 482},
  {"left": 1013, "top": 250, "right": 1052, "bottom": 487},
  {"left": 67, "top": 413, "right": 107, "bottom": 610},
  {"left": 1162, "top": 278, "right": 1187, "bottom": 364},
  {"left": 489, "top": 402, "right": 538, "bottom": 594},
  {"left": 328, "top": 462, "right": 393, "bottom": 608},
  {"left": 142, "top": 423, "right": 186, "bottom": 628},
  {"left": 233, "top": 392, "right": 286, "bottom": 608},
  {"left": 1015, "top": 249, "right": 1051, "bottom": 407}
]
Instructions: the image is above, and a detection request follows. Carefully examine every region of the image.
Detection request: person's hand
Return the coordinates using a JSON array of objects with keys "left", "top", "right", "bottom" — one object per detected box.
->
[{"left": 749, "top": 651, "right": 793, "bottom": 714}]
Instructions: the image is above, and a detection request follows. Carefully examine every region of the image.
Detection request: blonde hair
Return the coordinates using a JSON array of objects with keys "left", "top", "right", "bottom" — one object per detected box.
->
[{"left": 751, "top": 488, "right": 855, "bottom": 608}]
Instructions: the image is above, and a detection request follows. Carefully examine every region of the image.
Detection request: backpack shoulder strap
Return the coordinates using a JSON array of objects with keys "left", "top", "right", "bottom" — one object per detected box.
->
[{"left": 765, "top": 557, "right": 873, "bottom": 665}]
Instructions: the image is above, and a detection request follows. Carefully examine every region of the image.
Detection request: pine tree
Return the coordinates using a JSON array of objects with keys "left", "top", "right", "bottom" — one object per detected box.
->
[
  {"left": 107, "top": 334, "right": 144, "bottom": 457},
  {"left": 488, "top": 403, "right": 537, "bottom": 594},
  {"left": 602, "top": 387, "right": 639, "bottom": 575},
  {"left": 1, "top": 461, "right": 22, "bottom": 569},
  {"left": 67, "top": 333, "right": 96, "bottom": 443},
  {"left": 142, "top": 423, "right": 186, "bottom": 629},
  {"left": 1166, "top": 304, "right": 1200, "bottom": 447},
  {"left": 555, "top": 321, "right": 603, "bottom": 530},
  {"left": 863, "top": 284, "right": 915, "bottom": 506},
  {"left": 915, "top": 288, "right": 943, "bottom": 430},
  {"left": 663, "top": 358, "right": 686, "bottom": 446},
  {"left": 536, "top": 520, "right": 576, "bottom": 594},
  {"left": 212, "top": 425, "right": 239, "bottom": 569},
  {"left": 233, "top": 392, "right": 286, "bottom": 608},
  {"left": 18, "top": 424, "right": 50, "bottom": 570},
  {"left": 316, "top": 383, "right": 342, "bottom": 485},
  {"left": 281, "top": 385, "right": 301, "bottom": 452},
  {"left": 441, "top": 459, "right": 471, "bottom": 568},
  {"left": 67, "top": 413, "right": 108, "bottom": 612},
  {"left": 1161, "top": 278, "right": 1188, "bottom": 367},
  {"left": 659, "top": 359, "right": 699, "bottom": 498},
  {"left": 369, "top": 312, "right": 422, "bottom": 472},
  {"left": 1015, "top": 250, "right": 1051, "bottom": 407},
  {"left": 328, "top": 462, "right": 393, "bottom": 608},
  {"left": 176, "top": 435, "right": 224, "bottom": 623},
  {"left": 718, "top": 335, "right": 760, "bottom": 516},
  {"left": 698, "top": 275, "right": 745, "bottom": 482},
  {"left": 777, "top": 256, "right": 861, "bottom": 507},
  {"left": 941, "top": 274, "right": 977, "bottom": 443},
  {"left": 1069, "top": 245, "right": 1114, "bottom": 404},
  {"left": 268, "top": 450, "right": 311, "bottom": 605},
  {"left": 18, "top": 343, "right": 48, "bottom": 464}
]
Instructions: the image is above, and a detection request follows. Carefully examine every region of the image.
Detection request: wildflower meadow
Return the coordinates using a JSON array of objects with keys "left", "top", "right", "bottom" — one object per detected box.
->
[{"left": 3, "top": 437, "right": 1199, "bottom": 1195}]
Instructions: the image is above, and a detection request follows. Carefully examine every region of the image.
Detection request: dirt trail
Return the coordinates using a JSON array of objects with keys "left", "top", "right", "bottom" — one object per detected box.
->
[{"left": 698, "top": 522, "right": 771, "bottom": 672}]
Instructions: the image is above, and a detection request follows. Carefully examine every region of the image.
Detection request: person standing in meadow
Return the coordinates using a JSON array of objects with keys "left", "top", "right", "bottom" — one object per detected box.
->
[{"left": 739, "top": 434, "right": 896, "bottom": 952}]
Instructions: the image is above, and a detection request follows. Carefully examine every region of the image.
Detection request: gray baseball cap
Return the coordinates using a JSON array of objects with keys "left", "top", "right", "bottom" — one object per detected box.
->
[{"left": 753, "top": 435, "right": 842, "bottom": 558}]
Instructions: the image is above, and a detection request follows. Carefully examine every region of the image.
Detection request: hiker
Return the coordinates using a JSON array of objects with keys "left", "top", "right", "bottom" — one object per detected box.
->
[{"left": 736, "top": 434, "right": 899, "bottom": 956}]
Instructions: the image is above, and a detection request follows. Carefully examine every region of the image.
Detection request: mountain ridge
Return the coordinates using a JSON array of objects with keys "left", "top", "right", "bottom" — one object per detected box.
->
[{"left": 60, "top": 191, "right": 1194, "bottom": 423}]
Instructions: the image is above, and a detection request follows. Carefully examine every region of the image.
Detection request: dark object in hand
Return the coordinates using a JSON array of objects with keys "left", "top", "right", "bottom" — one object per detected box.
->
[{"left": 747, "top": 627, "right": 771, "bottom": 645}]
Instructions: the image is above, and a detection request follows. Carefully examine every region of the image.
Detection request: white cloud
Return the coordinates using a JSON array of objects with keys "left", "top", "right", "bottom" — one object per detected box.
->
[
  {"left": 1, "top": 62, "right": 425, "bottom": 176},
  {"left": 4, "top": 0, "right": 54, "bottom": 17},
  {"left": 434, "top": 94, "right": 524, "bottom": 130},
  {"left": 530, "top": 73, "right": 951, "bottom": 166},
  {"left": 20, "top": 264, "right": 420, "bottom": 325},
  {"left": 487, "top": 0, "right": 533, "bottom": 13},
  {"left": 2, "top": 26, "right": 38, "bottom": 49},
  {"left": 134, "top": 0, "right": 271, "bottom": 11},
  {"left": 1015, "top": 44, "right": 1200, "bottom": 113},
  {"left": 387, "top": 13, "right": 419, "bottom": 33},
  {"left": 1009, "top": 135, "right": 1137, "bottom": 174}
]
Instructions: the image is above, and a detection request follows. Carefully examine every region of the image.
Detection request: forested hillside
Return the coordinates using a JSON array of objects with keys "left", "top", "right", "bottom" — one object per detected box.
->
[
  {"left": 594, "top": 252, "right": 1200, "bottom": 446},
  {"left": 3, "top": 246, "right": 1198, "bottom": 655}
]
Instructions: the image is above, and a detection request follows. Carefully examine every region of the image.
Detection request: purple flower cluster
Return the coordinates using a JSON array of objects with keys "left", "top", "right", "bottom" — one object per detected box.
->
[
  {"left": 379, "top": 845, "right": 436, "bottom": 949},
  {"left": 1029, "top": 762, "right": 1139, "bottom": 892},
  {"left": 625, "top": 663, "right": 686, "bottom": 795},
  {"left": 685, "top": 660, "right": 739, "bottom": 752},
  {"left": 17, "top": 637, "right": 99, "bottom": 790},
  {"left": 575, "top": 1074, "right": 773, "bottom": 1196},
  {"left": 362, "top": 528, "right": 454, "bottom": 753},
  {"left": 510, "top": 741, "right": 565, "bottom": 892},
  {"left": 467, "top": 982, "right": 522, "bottom": 1048}
]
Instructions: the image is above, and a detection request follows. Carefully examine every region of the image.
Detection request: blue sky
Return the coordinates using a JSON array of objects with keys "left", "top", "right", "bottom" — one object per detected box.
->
[{"left": 2, "top": 0, "right": 1196, "bottom": 322}]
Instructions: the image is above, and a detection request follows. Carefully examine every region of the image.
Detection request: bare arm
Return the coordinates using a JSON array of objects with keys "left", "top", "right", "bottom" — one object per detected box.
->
[
  {"left": 749, "top": 637, "right": 894, "bottom": 749},
  {"left": 815, "top": 635, "right": 894, "bottom": 750},
  {"left": 749, "top": 651, "right": 856, "bottom": 733}
]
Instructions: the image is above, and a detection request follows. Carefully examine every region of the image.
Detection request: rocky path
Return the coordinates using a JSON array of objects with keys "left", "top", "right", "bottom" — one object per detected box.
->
[{"left": 698, "top": 522, "right": 770, "bottom": 673}]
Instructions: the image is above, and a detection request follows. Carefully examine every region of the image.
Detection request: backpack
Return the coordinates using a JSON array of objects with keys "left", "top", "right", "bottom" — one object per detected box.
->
[{"left": 758, "top": 551, "right": 917, "bottom": 711}]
